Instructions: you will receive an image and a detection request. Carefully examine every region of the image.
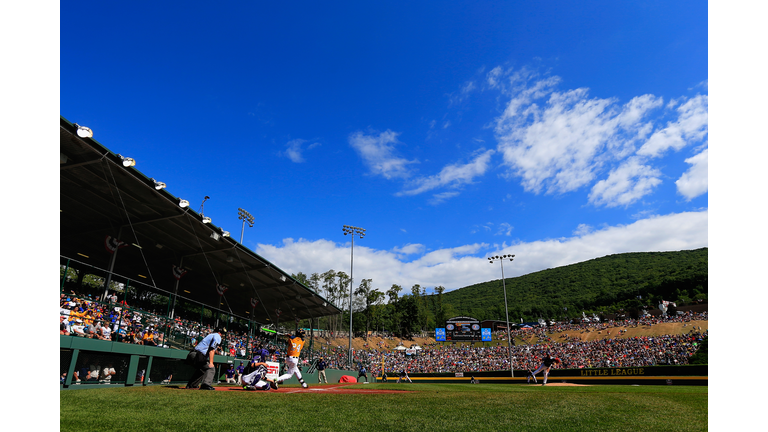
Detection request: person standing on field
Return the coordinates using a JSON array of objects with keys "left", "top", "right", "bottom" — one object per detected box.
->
[
  {"left": 186, "top": 327, "right": 226, "bottom": 390},
  {"left": 317, "top": 357, "right": 328, "bottom": 384},
  {"left": 357, "top": 362, "right": 368, "bottom": 383}
]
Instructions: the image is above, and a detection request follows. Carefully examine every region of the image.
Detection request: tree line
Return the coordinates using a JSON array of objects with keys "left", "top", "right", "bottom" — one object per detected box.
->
[{"left": 288, "top": 270, "right": 448, "bottom": 339}]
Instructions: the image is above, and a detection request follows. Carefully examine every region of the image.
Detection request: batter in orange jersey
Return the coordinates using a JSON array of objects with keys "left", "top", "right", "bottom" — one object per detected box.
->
[
  {"left": 286, "top": 335, "right": 305, "bottom": 357},
  {"left": 276, "top": 328, "right": 309, "bottom": 388}
]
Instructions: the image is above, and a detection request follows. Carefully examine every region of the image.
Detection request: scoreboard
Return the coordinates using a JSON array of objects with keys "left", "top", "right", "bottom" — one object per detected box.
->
[{"left": 442, "top": 317, "right": 482, "bottom": 342}]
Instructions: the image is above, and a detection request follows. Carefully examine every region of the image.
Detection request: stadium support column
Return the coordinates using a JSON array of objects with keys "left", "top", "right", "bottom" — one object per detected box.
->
[
  {"left": 488, "top": 254, "right": 516, "bottom": 377},
  {"left": 103, "top": 226, "right": 124, "bottom": 301},
  {"left": 169, "top": 257, "right": 184, "bottom": 319}
]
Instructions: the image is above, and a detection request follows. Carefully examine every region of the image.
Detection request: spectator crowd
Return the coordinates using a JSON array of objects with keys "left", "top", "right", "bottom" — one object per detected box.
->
[{"left": 61, "top": 289, "right": 707, "bottom": 378}]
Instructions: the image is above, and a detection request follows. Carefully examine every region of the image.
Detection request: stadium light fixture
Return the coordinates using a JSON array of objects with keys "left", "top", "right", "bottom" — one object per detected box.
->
[
  {"left": 178, "top": 199, "right": 190, "bottom": 208},
  {"left": 74, "top": 123, "right": 93, "bottom": 138},
  {"left": 151, "top": 178, "right": 166, "bottom": 190},
  {"left": 343, "top": 224, "right": 366, "bottom": 367},
  {"left": 488, "top": 253, "right": 515, "bottom": 377},
  {"left": 238, "top": 208, "right": 255, "bottom": 243},
  {"left": 116, "top": 154, "right": 136, "bottom": 167},
  {"left": 202, "top": 216, "right": 212, "bottom": 224}
]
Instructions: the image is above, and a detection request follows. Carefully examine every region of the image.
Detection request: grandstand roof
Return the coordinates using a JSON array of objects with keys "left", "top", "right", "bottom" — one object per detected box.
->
[{"left": 60, "top": 116, "right": 341, "bottom": 324}]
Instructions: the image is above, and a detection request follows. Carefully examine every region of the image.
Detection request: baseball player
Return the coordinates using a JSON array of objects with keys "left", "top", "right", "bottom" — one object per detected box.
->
[
  {"left": 357, "top": 362, "right": 369, "bottom": 383},
  {"left": 527, "top": 353, "right": 561, "bottom": 385},
  {"left": 275, "top": 328, "right": 309, "bottom": 388},
  {"left": 242, "top": 363, "right": 278, "bottom": 391},
  {"left": 242, "top": 349, "right": 278, "bottom": 391},
  {"left": 397, "top": 369, "right": 412, "bottom": 383}
]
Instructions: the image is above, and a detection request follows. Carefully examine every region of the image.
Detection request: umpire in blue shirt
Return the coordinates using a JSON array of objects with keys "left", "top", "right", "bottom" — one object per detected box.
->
[
  {"left": 186, "top": 327, "right": 226, "bottom": 390},
  {"left": 317, "top": 357, "right": 328, "bottom": 383}
]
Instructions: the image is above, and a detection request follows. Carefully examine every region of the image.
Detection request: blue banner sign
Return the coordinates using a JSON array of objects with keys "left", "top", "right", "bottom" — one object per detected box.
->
[
  {"left": 481, "top": 328, "right": 492, "bottom": 342},
  {"left": 435, "top": 328, "right": 446, "bottom": 341}
]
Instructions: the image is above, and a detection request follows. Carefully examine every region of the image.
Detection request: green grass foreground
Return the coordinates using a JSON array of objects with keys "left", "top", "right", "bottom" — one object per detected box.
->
[{"left": 60, "top": 383, "right": 707, "bottom": 432}]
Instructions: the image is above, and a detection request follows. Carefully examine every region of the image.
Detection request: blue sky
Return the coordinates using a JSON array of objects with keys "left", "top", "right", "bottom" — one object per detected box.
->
[{"left": 58, "top": 1, "right": 709, "bottom": 293}]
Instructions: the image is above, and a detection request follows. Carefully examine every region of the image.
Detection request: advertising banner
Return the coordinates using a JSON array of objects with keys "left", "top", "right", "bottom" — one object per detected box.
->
[
  {"left": 266, "top": 361, "right": 280, "bottom": 380},
  {"left": 435, "top": 328, "right": 446, "bottom": 341},
  {"left": 481, "top": 328, "right": 492, "bottom": 342}
]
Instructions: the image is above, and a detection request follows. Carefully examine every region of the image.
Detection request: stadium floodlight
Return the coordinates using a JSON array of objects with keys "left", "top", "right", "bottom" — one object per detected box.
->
[
  {"left": 202, "top": 216, "right": 212, "bottom": 224},
  {"left": 74, "top": 123, "right": 93, "bottom": 138},
  {"left": 116, "top": 154, "right": 136, "bottom": 167},
  {"left": 238, "top": 208, "right": 255, "bottom": 243},
  {"left": 489, "top": 253, "right": 516, "bottom": 377},
  {"left": 151, "top": 178, "right": 166, "bottom": 190},
  {"left": 343, "top": 225, "right": 366, "bottom": 367},
  {"left": 178, "top": 199, "right": 190, "bottom": 208}
]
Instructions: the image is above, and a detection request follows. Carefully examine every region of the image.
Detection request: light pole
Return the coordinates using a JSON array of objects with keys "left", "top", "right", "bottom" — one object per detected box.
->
[
  {"left": 488, "top": 254, "right": 515, "bottom": 377},
  {"left": 343, "top": 225, "right": 365, "bottom": 368},
  {"left": 238, "top": 208, "right": 254, "bottom": 243}
]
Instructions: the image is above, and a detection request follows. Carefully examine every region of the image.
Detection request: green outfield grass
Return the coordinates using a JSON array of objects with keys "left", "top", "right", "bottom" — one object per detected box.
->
[{"left": 60, "top": 383, "right": 707, "bottom": 432}]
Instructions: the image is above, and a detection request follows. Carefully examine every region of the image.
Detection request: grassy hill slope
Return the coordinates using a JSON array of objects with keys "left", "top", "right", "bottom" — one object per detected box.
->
[{"left": 439, "top": 248, "right": 707, "bottom": 322}]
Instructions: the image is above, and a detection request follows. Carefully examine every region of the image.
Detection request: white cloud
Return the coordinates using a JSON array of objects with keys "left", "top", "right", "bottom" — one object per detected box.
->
[
  {"left": 427, "top": 191, "right": 461, "bottom": 205},
  {"left": 487, "top": 66, "right": 503, "bottom": 88},
  {"left": 392, "top": 243, "right": 425, "bottom": 256},
  {"left": 495, "top": 86, "right": 661, "bottom": 195},
  {"left": 397, "top": 149, "right": 495, "bottom": 197},
  {"left": 485, "top": 67, "right": 710, "bottom": 209},
  {"left": 487, "top": 66, "right": 667, "bottom": 198},
  {"left": 256, "top": 210, "right": 707, "bottom": 293},
  {"left": 495, "top": 222, "right": 514, "bottom": 236},
  {"left": 637, "top": 95, "right": 708, "bottom": 158},
  {"left": 449, "top": 80, "right": 477, "bottom": 105},
  {"left": 676, "top": 148, "right": 708, "bottom": 200},
  {"left": 282, "top": 139, "right": 320, "bottom": 163},
  {"left": 589, "top": 157, "right": 662, "bottom": 207},
  {"left": 348, "top": 130, "right": 418, "bottom": 179},
  {"left": 573, "top": 224, "right": 593, "bottom": 236}
]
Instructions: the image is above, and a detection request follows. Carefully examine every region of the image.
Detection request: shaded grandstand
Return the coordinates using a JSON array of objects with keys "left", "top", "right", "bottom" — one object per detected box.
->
[{"left": 60, "top": 116, "right": 344, "bottom": 387}]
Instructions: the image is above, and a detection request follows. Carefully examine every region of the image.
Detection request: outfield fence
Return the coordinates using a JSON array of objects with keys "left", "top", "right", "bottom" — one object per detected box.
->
[{"left": 383, "top": 364, "right": 708, "bottom": 386}]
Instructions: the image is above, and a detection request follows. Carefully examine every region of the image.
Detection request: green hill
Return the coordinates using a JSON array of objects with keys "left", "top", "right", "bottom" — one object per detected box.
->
[{"left": 441, "top": 248, "right": 707, "bottom": 323}]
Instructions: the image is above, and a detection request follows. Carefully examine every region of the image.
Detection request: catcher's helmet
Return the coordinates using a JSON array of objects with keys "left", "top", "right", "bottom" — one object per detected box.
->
[{"left": 256, "top": 348, "right": 270, "bottom": 362}]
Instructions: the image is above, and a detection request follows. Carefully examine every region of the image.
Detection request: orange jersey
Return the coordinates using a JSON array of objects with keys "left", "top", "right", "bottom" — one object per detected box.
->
[{"left": 286, "top": 335, "right": 305, "bottom": 357}]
